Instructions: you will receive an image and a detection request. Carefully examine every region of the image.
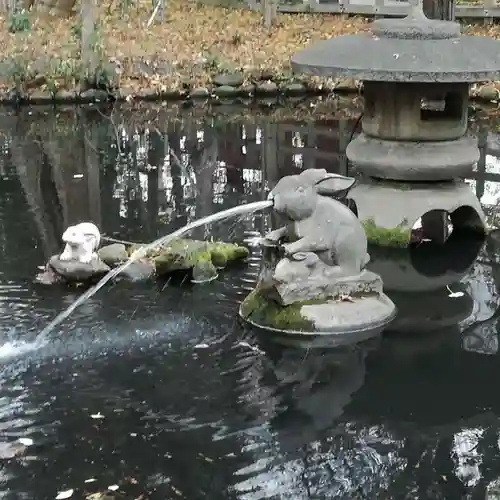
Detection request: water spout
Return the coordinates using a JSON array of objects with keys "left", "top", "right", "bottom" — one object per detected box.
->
[{"left": 36, "top": 200, "right": 272, "bottom": 342}]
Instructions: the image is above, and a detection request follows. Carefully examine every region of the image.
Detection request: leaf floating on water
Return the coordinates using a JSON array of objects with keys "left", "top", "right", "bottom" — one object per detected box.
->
[
  {"left": 84, "top": 478, "right": 96, "bottom": 483},
  {"left": 236, "top": 341, "right": 264, "bottom": 355},
  {"left": 446, "top": 286, "right": 465, "bottom": 298},
  {"left": 85, "top": 494, "right": 106, "bottom": 500},
  {"left": 55, "top": 489, "right": 74, "bottom": 499},
  {"left": 194, "top": 343, "right": 209, "bottom": 349},
  {"left": 171, "top": 485, "right": 183, "bottom": 497},
  {"left": 107, "top": 485, "right": 119, "bottom": 491},
  {"left": 90, "top": 412, "right": 105, "bottom": 419},
  {"left": 18, "top": 438, "right": 33, "bottom": 446}
]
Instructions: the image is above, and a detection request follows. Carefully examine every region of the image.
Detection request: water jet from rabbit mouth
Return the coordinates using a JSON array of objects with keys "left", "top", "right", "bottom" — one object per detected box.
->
[{"left": 35, "top": 200, "right": 273, "bottom": 342}]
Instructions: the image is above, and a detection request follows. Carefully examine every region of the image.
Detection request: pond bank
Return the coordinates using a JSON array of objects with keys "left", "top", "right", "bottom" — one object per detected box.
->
[{"left": 3, "top": 0, "right": 500, "bottom": 105}]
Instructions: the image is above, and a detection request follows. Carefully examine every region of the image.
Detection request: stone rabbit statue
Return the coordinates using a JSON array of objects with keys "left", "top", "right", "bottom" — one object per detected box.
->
[
  {"left": 59, "top": 222, "right": 101, "bottom": 264},
  {"left": 265, "top": 169, "right": 369, "bottom": 276}
]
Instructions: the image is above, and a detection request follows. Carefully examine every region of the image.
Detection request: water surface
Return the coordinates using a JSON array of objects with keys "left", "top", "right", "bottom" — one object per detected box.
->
[{"left": 0, "top": 100, "right": 499, "bottom": 499}]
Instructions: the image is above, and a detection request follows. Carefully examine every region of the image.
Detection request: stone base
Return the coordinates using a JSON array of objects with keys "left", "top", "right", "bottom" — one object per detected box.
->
[
  {"left": 349, "top": 179, "right": 486, "bottom": 248},
  {"left": 239, "top": 289, "right": 396, "bottom": 349},
  {"left": 48, "top": 254, "right": 111, "bottom": 282},
  {"left": 347, "top": 133, "right": 478, "bottom": 181},
  {"left": 272, "top": 263, "right": 383, "bottom": 306}
]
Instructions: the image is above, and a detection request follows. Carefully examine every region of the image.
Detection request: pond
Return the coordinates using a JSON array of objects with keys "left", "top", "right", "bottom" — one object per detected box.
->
[{"left": 0, "top": 97, "right": 500, "bottom": 499}]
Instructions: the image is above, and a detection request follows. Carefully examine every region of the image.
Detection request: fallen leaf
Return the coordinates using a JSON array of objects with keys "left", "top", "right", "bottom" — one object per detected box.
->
[
  {"left": 55, "top": 489, "right": 74, "bottom": 500},
  {"left": 447, "top": 285, "right": 465, "bottom": 298},
  {"left": 18, "top": 438, "right": 33, "bottom": 446},
  {"left": 194, "top": 343, "right": 209, "bottom": 349},
  {"left": 90, "top": 412, "right": 105, "bottom": 419},
  {"left": 236, "top": 341, "right": 264, "bottom": 354},
  {"left": 107, "top": 485, "right": 119, "bottom": 491},
  {"left": 84, "top": 478, "right": 96, "bottom": 483},
  {"left": 339, "top": 294, "right": 354, "bottom": 302}
]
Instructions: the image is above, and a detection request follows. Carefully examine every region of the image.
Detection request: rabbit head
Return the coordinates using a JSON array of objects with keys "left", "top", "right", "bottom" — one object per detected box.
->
[
  {"left": 62, "top": 225, "right": 86, "bottom": 247},
  {"left": 268, "top": 170, "right": 357, "bottom": 221},
  {"left": 268, "top": 175, "right": 317, "bottom": 221},
  {"left": 61, "top": 222, "right": 100, "bottom": 250}
]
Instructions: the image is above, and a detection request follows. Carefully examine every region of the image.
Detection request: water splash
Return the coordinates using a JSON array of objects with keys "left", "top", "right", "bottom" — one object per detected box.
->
[
  {"left": 36, "top": 201, "right": 272, "bottom": 342},
  {"left": 0, "top": 340, "right": 41, "bottom": 360}
]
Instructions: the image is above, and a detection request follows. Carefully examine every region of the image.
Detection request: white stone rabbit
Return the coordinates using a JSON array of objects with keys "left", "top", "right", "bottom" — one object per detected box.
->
[
  {"left": 265, "top": 169, "right": 369, "bottom": 275},
  {"left": 59, "top": 222, "right": 101, "bottom": 264}
]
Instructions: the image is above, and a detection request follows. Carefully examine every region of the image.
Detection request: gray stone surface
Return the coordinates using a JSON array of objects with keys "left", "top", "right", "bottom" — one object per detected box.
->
[
  {"left": 213, "top": 85, "right": 241, "bottom": 97},
  {"left": 362, "top": 81, "right": 468, "bottom": 142},
  {"left": 265, "top": 168, "right": 369, "bottom": 273},
  {"left": 239, "top": 294, "right": 396, "bottom": 347},
  {"left": 300, "top": 294, "right": 396, "bottom": 332},
  {"left": 48, "top": 254, "right": 110, "bottom": 282},
  {"left": 98, "top": 243, "right": 129, "bottom": 266},
  {"left": 190, "top": 87, "right": 210, "bottom": 98},
  {"left": 213, "top": 73, "right": 244, "bottom": 87},
  {"left": 34, "top": 266, "right": 64, "bottom": 286},
  {"left": 119, "top": 260, "right": 156, "bottom": 282},
  {"left": 347, "top": 133, "right": 479, "bottom": 181},
  {"left": 349, "top": 179, "right": 487, "bottom": 244},
  {"left": 273, "top": 262, "right": 382, "bottom": 305},
  {"left": 291, "top": 5, "right": 500, "bottom": 82},
  {"left": 240, "top": 83, "right": 256, "bottom": 95},
  {"left": 255, "top": 81, "right": 278, "bottom": 95},
  {"left": 240, "top": 168, "right": 396, "bottom": 340},
  {"left": 282, "top": 82, "right": 307, "bottom": 95}
]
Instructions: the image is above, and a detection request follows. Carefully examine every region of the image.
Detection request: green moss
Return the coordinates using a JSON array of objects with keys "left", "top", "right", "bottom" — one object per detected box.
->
[
  {"left": 127, "top": 238, "right": 250, "bottom": 278},
  {"left": 210, "top": 241, "right": 249, "bottom": 268},
  {"left": 362, "top": 218, "right": 411, "bottom": 248},
  {"left": 241, "top": 290, "right": 318, "bottom": 332}
]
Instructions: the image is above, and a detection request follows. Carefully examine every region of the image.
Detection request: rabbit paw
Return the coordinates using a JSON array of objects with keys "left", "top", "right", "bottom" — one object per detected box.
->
[
  {"left": 79, "top": 251, "right": 97, "bottom": 264},
  {"left": 59, "top": 245, "right": 73, "bottom": 261},
  {"left": 282, "top": 242, "right": 300, "bottom": 257},
  {"left": 264, "top": 229, "right": 285, "bottom": 244}
]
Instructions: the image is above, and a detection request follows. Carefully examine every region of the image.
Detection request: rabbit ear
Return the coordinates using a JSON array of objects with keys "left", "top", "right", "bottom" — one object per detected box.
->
[
  {"left": 315, "top": 174, "right": 356, "bottom": 197},
  {"left": 298, "top": 168, "right": 329, "bottom": 186}
]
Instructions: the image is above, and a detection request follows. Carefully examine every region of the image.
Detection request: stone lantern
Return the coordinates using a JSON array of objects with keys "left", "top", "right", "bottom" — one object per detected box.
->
[{"left": 291, "top": 0, "right": 500, "bottom": 245}]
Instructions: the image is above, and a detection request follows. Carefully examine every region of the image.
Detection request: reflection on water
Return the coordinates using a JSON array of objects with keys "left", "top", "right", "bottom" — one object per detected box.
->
[{"left": 0, "top": 102, "right": 498, "bottom": 498}]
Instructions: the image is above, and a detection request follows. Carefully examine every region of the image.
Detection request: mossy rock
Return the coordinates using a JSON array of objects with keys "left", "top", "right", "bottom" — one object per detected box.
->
[
  {"left": 240, "top": 289, "right": 323, "bottom": 332},
  {"left": 362, "top": 218, "right": 411, "bottom": 248},
  {"left": 132, "top": 238, "right": 249, "bottom": 283}
]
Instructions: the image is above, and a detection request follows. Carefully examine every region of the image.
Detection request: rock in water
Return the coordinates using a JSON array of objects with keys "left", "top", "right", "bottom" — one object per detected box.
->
[
  {"left": 98, "top": 243, "right": 129, "bottom": 266},
  {"left": 48, "top": 255, "right": 111, "bottom": 282},
  {"left": 118, "top": 260, "right": 156, "bottom": 282},
  {"left": 151, "top": 238, "right": 249, "bottom": 283},
  {"left": 34, "top": 266, "right": 65, "bottom": 285}
]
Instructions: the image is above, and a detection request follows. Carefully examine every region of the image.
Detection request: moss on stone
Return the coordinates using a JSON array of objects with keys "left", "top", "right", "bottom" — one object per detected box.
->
[
  {"left": 362, "top": 218, "right": 411, "bottom": 248},
  {"left": 210, "top": 241, "right": 250, "bottom": 268},
  {"left": 240, "top": 289, "right": 318, "bottom": 332},
  {"left": 127, "top": 238, "right": 250, "bottom": 281}
]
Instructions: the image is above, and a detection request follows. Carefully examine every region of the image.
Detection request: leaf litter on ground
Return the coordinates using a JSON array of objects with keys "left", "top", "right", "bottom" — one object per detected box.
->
[{"left": 3, "top": 0, "right": 500, "bottom": 93}]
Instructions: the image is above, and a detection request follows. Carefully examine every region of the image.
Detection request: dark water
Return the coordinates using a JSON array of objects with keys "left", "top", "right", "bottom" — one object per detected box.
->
[{"left": 0, "top": 100, "right": 500, "bottom": 499}]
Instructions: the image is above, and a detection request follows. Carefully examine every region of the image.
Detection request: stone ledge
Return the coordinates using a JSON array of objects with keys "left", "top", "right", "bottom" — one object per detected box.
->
[{"left": 1, "top": 75, "right": 499, "bottom": 106}]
